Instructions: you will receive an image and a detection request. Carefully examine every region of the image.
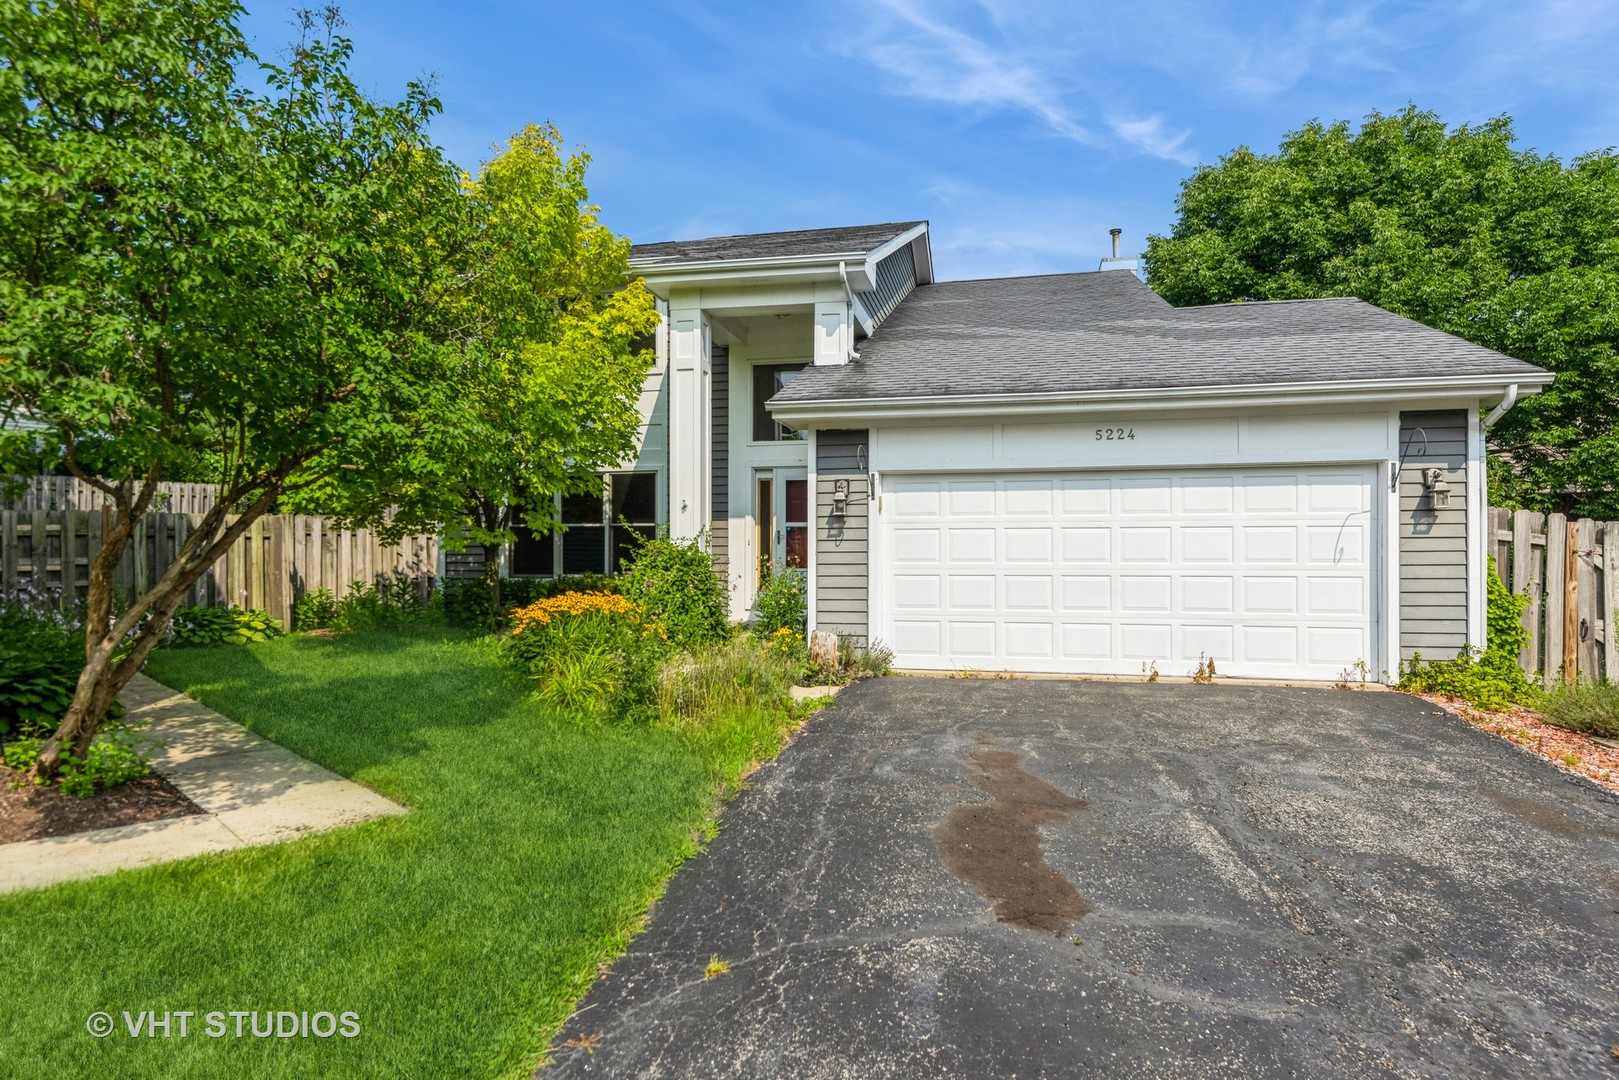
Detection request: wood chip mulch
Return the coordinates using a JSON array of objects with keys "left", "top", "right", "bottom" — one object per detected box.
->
[
  {"left": 0, "top": 766, "right": 204, "bottom": 845},
  {"left": 1415, "top": 693, "right": 1619, "bottom": 795}
]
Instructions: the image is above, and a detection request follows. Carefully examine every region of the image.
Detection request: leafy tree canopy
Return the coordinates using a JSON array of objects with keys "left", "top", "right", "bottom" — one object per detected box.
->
[{"left": 1145, "top": 106, "right": 1619, "bottom": 518}]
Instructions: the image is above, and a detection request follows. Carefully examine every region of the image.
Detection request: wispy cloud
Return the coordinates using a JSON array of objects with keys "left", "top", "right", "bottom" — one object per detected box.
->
[{"left": 857, "top": 0, "right": 1199, "bottom": 162}]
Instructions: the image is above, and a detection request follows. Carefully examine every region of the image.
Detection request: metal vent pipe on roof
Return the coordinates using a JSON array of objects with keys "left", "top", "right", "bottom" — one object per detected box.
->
[{"left": 1110, "top": 228, "right": 1122, "bottom": 259}]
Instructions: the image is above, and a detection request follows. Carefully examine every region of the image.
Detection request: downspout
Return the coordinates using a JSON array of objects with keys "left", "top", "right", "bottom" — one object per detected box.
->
[
  {"left": 1483, "top": 383, "right": 1519, "bottom": 429},
  {"left": 837, "top": 261, "right": 861, "bottom": 361}
]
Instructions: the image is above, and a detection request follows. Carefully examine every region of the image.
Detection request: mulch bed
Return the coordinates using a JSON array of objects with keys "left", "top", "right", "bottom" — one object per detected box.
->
[
  {"left": 1416, "top": 693, "right": 1619, "bottom": 795},
  {"left": 0, "top": 766, "right": 204, "bottom": 845}
]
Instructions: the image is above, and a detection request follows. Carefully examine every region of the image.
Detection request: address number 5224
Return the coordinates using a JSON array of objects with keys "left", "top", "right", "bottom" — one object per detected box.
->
[{"left": 1094, "top": 427, "right": 1136, "bottom": 441}]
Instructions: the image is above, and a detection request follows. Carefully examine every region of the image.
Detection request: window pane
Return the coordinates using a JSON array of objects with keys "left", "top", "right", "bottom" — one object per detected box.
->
[
  {"left": 611, "top": 524, "right": 656, "bottom": 573},
  {"left": 611, "top": 473, "right": 656, "bottom": 524},
  {"left": 784, "top": 478, "right": 807, "bottom": 523},
  {"left": 785, "top": 525, "right": 807, "bottom": 569},
  {"left": 561, "top": 526, "right": 606, "bottom": 574},
  {"left": 561, "top": 489, "right": 603, "bottom": 526},
  {"left": 753, "top": 363, "right": 805, "bottom": 441},
  {"left": 510, "top": 525, "right": 554, "bottom": 576}
]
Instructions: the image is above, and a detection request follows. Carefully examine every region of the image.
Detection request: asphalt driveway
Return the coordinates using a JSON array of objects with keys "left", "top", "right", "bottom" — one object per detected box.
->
[{"left": 549, "top": 678, "right": 1619, "bottom": 1079}]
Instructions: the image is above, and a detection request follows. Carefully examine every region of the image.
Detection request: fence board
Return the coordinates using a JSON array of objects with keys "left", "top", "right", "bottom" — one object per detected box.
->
[
  {"left": 1575, "top": 518, "right": 1599, "bottom": 683},
  {"left": 1, "top": 508, "right": 437, "bottom": 626},
  {"left": 1605, "top": 521, "right": 1619, "bottom": 684}
]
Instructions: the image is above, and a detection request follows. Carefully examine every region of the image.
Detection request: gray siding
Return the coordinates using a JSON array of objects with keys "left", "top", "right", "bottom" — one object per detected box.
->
[
  {"left": 1399, "top": 410, "right": 1469, "bottom": 661},
  {"left": 710, "top": 346, "right": 729, "bottom": 583},
  {"left": 815, "top": 429, "right": 869, "bottom": 646}
]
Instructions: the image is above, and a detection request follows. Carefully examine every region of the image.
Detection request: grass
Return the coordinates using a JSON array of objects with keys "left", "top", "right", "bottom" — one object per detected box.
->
[
  {"left": 0, "top": 626, "right": 803, "bottom": 1078},
  {"left": 1540, "top": 681, "right": 1619, "bottom": 739}
]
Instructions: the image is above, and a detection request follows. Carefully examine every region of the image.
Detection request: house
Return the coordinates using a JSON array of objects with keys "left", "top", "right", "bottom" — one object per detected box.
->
[{"left": 507, "top": 220, "right": 1553, "bottom": 682}]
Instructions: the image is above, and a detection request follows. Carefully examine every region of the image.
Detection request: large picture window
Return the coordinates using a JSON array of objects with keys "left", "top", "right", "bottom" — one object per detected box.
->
[
  {"left": 508, "top": 472, "right": 659, "bottom": 577},
  {"left": 752, "top": 363, "right": 805, "bottom": 442}
]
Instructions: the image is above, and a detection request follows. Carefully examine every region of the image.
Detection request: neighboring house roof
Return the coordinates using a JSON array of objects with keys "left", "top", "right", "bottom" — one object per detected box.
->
[
  {"left": 629, "top": 221, "right": 926, "bottom": 267},
  {"left": 771, "top": 270, "right": 1551, "bottom": 406}
]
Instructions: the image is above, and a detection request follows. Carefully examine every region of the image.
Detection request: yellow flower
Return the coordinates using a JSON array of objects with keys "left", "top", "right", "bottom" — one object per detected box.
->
[{"left": 510, "top": 591, "right": 643, "bottom": 635}]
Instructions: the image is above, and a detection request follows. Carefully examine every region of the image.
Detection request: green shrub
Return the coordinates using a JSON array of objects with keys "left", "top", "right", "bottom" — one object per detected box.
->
[
  {"left": 328, "top": 575, "right": 437, "bottom": 632},
  {"left": 0, "top": 603, "right": 86, "bottom": 740},
  {"left": 657, "top": 636, "right": 799, "bottom": 724},
  {"left": 293, "top": 588, "right": 338, "bottom": 631},
  {"left": 621, "top": 532, "right": 731, "bottom": 649},
  {"left": 1398, "top": 559, "right": 1538, "bottom": 711},
  {"left": 532, "top": 647, "right": 619, "bottom": 718},
  {"left": 168, "top": 605, "right": 283, "bottom": 646},
  {"left": 752, "top": 564, "right": 806, "bottom": 637},
  {"left": 1540, "top": 682, "right": 1619, "bottom": 739},
  {"left": 3, "top": 726, "right": 151, "bottom": 797}
]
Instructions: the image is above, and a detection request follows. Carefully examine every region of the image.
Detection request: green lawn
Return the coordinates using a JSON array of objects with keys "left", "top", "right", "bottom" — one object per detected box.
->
[{"left": 0, "top": 627, "right": 801, "bottom": 1077}]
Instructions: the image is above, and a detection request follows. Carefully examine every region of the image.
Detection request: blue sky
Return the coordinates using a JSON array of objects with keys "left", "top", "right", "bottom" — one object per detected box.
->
[{"left": 238, "top": 0, "right": 1619, "bottom": 281}]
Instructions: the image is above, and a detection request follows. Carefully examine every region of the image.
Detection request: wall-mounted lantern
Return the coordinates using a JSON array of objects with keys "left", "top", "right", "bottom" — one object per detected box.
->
[
  {"left": 1422, "top": 467, "right": 1451, "bottom": 507},
  {"left": 831, "top": 478, "right": 849, "bottom": 517}
]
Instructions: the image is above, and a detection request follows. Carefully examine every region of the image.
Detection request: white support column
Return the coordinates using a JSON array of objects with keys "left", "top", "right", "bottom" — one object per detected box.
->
[
  {"left": 813, "top": 281, "right": 852, "bottom": 366},
  {"left": 666, "top": 300, "right": 711, "bottom": 541}
]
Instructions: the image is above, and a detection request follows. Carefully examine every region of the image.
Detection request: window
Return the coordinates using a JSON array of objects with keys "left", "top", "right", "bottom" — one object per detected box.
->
[
  {"left": 752, "top": 363, "right": 805, "bottom": 442},
  {"left": 508, "top": 473, "right": 660, "bottom": 577}
]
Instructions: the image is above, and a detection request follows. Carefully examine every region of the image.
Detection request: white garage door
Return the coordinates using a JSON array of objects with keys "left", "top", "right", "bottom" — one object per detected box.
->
[{"left": 880, "top": 467, "right": 1376, "bottom": 681}]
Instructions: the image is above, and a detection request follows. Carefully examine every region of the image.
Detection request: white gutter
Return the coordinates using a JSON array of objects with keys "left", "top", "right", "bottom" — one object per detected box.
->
[
  {"left": 1482, "top": 382, "right": 1519, "bottom": 429},
  {"left": 769, "top": 373, "right": 1554, "bottom": 425},
  {"left": 838, "top": 261, "right": 863, "bottom": 360}
]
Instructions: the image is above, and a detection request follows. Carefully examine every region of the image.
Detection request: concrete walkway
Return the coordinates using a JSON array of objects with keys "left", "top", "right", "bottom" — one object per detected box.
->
[{"left": 0, "top": 674, "right": 405, "bottom": 894}]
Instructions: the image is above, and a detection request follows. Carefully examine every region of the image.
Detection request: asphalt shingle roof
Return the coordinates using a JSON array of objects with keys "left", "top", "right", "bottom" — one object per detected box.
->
[
  {"left": 629, "top": 222, "right": 924, "bottom": 266},
  {"left": 772, "top": 271, "right": 1548, "bottom": 403}
]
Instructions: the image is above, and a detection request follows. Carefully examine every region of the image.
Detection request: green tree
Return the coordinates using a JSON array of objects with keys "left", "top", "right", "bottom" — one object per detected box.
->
[
  {"left": 1145, "top": 106, "right": 1619, "bottom": 517},
  {"left": 0, "top": 2, "right": 477, "bottom": 775},
  {"left": 386, "top": 125, "right": 657, "bottom": 616}
]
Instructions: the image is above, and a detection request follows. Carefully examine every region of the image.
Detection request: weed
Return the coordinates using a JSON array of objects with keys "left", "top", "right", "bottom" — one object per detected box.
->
[
  {"left": 703, "top": 955, "right": 729, "bottom": 978},
  {"left": 1143, "top": 661, "right": 1159, "bottom": 683},
  {"left": 1560, "top": 751, "right": 1580, "bottom": 768},
  {"left": 1335, "top": 659, "right": 1372, "bottom": 691},
  {"left": 1190, "top": 653, "right": 1216, "bottom": 684}
]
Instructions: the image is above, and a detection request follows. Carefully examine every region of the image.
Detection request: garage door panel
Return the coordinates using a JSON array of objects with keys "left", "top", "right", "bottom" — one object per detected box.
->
[
  {"left": 1119, "top": 479, "right": 1172, "bottom": 515},
  {"left": 891, "top": 528, "right": 941, "bottom": 563},
  {"left": 893, "top": 575, "right": 942, "bottom": 610},
  {"left": 947, "top": 482, "right": 996, "bottom": 516},
  {"left": 1182, "top": 526, "right": 1235, "bottom": 563},
  {"left": 1003, "top": 528, "right": 1053, "bottom": 562},
  {"left": 1120, "top": 527, "right": 1171, "bottom": 563},
  {"left": 948, "top": 528, "right": 995, "bottom": 561},
  {"left": 1059, "top": 479, "right": 1110, "bottom": 515},
  {"left": 1243, "top": 625, "right": 1300, "bottom": 663},
  {"left": 889, "top": 484, "right": 941, "bottom": 518},
  {"left": 880, "top": 467, "right": 1375, "bottom": 679},
  {"left": 1181, "top": 624, "right": 1234, "bottom": 661},
  {"left": 1004, "top": 575, "right": 1055, "bottom": 610},
  {"left": 948, "top": 575, "right": 996, "bottom": 609},
  {"left": 1120, "top": 576, "right": 1172, "bottom": 613},
  {"left": 1180, "top": 475, "right": 1236, "bottom": 514},
  {"left": 1062, "top": 528, "right": 1110, "bottom": 562},
  {"left": 1182, "top": 576, "right": 1235, "bottom": 614},
  {"left": 1061, "top": 576, "right": 1110, "bottom": 611},
  {"left": 1004, "top": 622, "right": 1055, "bottom": 658},
  {"left": 1003, "top": 478, "right": 1054, "bottom": 515},
  {"left": 1122, "top": 623, "right": 1173, "bottom": 659},
  {"left": 1309, "top": 525, "right": 1365, "bottom": 565},
  {"left": 948, "top": 621, "right": 996, "bottom": 656},
  {"left": 1061, "top": 623, "right": 1111, "bottom": 659}
]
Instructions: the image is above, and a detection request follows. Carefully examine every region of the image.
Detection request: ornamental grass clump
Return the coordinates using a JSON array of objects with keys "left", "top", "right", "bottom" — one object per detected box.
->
[{"left": 657, "top": 636, "right": 800, "bottom": 724}]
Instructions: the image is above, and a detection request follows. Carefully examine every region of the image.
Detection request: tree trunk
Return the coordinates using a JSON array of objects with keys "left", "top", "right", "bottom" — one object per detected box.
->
[
  {"left": 30, "top": 483, "right": 281, "bottom": 779},
  {"left": 481, "top": 539, "right": 503, "bottom": 626}
]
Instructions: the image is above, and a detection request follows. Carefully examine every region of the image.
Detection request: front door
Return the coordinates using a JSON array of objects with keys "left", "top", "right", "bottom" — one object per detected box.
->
[{"left": 754, "top": 468, "right": 809, "bottom": 587}]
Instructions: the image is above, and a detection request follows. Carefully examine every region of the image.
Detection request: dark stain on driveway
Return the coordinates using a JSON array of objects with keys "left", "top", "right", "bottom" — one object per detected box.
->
[{"left": 934, "top": 741, "right": 1089, "bottom": 933}]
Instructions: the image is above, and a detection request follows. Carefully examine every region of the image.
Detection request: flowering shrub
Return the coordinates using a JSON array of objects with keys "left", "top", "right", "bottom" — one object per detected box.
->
[
  {"left": 620, "top": 533, "right": 730, "bottom": 649},
  {"left": 503, "top": 591, "right": 670, "bottom": 721}
]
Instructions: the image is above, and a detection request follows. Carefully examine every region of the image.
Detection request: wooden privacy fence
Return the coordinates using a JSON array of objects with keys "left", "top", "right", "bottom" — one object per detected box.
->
[
  {"left": 1488, "top": 507, "right": 1616, "bottom": 686},
  {"left": 1, "top": 509, "right": 439, "bottom": 631},
  {"left": 3, "top": 475, "right": 222, "bottom": 514}
]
